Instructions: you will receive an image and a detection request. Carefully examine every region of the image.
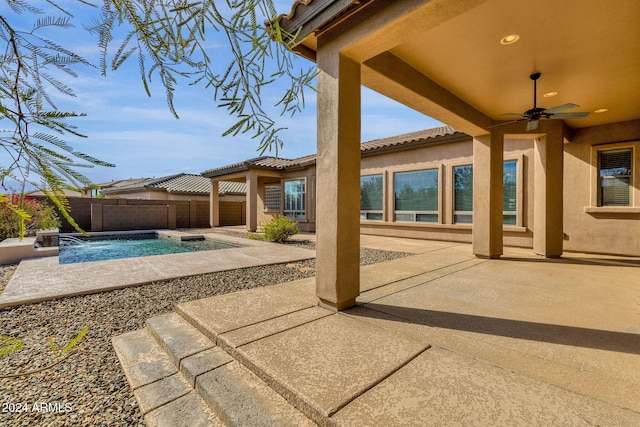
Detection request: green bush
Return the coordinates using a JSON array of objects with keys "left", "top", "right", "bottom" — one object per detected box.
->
[
  {"left": 0, "top": 195, "right": 61, "bottom": 241},
  {"left": 261, "top": 216, "right": 299, "bottom": 243}
]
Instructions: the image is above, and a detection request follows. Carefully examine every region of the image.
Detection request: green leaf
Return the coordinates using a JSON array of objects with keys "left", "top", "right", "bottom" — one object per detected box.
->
[
  {"left": 49, "top": 336, "right": 57, "bottom": 360},
  {"left": 61, "top": 326, "right": 88, "bottom": 356},
  {"left": 0, "top": 336, "right": 25, "bottom": 357}
]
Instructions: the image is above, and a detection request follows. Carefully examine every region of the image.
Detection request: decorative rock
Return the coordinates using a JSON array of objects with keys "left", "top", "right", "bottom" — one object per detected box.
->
[{"left": 0, "top": 246, "right": 409, "bottom": 425}]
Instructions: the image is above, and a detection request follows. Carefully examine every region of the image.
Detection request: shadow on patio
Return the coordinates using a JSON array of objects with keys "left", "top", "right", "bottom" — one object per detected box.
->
[{"left": 355, "top": 303, "right": 640, "bottom": 354}]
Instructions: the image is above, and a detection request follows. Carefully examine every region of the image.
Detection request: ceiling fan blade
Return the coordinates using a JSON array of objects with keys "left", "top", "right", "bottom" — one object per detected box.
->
[
  {"left": 543, "top": 103, "right": 580, "bottom": 114},
  {"left": 550, "top": 111, "right": 590, "bottom": 119},
  {"left": 488, "top": 119, "right": 524, "bottom": 129},
  {"left": 526, "top": 119, "right": 539, "bottom": 131}
]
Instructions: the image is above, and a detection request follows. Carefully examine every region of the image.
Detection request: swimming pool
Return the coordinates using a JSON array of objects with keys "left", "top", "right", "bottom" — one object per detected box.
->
[{"left": 59, "top": 234, "right": 242, "bottom": 264}]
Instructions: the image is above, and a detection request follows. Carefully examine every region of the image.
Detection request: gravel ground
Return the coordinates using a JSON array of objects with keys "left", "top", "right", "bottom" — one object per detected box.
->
[{"left": 0, "top": 240, "right": 410, "bottom": 426}]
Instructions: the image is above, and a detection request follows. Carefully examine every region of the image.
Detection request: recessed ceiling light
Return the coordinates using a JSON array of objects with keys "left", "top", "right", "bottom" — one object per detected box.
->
[
  {"left": 543, "top": 91, "right": 558, "bottom": 97},
  {"left": 500, "top": 34, "right": 520, "bottom": 45},
  {"left": 594, "top": 108, "right": 608, "bottom": 113}
]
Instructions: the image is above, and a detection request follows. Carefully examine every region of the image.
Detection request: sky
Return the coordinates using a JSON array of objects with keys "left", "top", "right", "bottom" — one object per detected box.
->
[{"left": 2, "top": 0, "right": 442, "bottom": 190}]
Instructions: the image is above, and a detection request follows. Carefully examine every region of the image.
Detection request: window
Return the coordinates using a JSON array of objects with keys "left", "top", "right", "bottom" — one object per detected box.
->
[
  {"left": 503, "top": 160, "right": 517, "bottom": 224},
  {"left": 264, "top": 185, "right": 281, "bottom": 211},
  {"left": 452, "top": 161, "right": 518, "bottom": 225},
  {"left": 394, "top": 169, "right": 439, "bottom": 222},
  {"left": 599, "top": 148, "right": 632, "bottom": 206},
  {"left": 283, "top": 179, "right": 306, "bottom": 219},
  {"left": 360, "top": 175, "right": 383, "bottom": 220},
  {"left": 453, "top": 165, "right": 473, "bottom": 224}
]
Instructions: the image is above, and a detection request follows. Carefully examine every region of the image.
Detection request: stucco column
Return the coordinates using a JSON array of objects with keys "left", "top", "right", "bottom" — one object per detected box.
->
[
  {"left": 533, "top": 126, "right": 564, "bottom": 257},
  {"left": 315, "top": 52, "right": 361, "bottom": 311},
  {"left": 472, "top": 132, "right": 504, "bottom": 258},
  {"left": 246, "top": 171, "right": 258, "bottom": 232},
  {"left": 210, "top": 179, "right": 220, "bottom": 227}
]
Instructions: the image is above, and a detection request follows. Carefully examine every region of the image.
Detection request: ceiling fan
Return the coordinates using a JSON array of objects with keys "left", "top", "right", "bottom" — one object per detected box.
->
[{"left": 493, "top": 72, "right": 590, "bottom": 131}]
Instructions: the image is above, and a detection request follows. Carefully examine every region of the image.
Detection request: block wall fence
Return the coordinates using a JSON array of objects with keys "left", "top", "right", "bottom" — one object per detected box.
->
[{"left": 32, "top": 197, "right": 244, "bottom": 232}]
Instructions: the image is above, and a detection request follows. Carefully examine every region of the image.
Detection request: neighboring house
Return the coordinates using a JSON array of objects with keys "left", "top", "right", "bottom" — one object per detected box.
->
[
  {"left": 85, "top": 178, "right": 152, "bottom": 198},
  {"left": 100, "top": 173, "right": 246, "bottom": 203},
  {"left": 27, "top": 188, "right": 88, "bottom": 198},
  {"left": 204, "top": 123, "right": 639, "bottom": 258}
]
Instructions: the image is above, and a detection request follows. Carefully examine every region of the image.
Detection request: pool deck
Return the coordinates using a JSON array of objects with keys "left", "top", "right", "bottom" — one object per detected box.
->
[{"left": 0, "top": 230, "right": 315, "bottom": 309}]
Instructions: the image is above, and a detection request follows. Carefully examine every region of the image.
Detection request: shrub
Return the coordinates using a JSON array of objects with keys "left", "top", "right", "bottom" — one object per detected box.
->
[
  {"left": 0, "top": 195, "right": 61, "bottom": 241},
  {"left": 261, "top": 216, "right": 299, "bottom": 243}
]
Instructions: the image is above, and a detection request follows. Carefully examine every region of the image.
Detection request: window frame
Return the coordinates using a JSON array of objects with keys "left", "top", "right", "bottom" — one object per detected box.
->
[
  {"left": 597, "top": 148, "right": 633, "bottom": 207},
  {"left": 502, "top": 159, "right": 519, "bottom": 226},
  {"left": 452, "top": 164, "right": 473, "bottom": 224},
  {"left": 360, "top": 174, "right": 384, "bottom": 221},
  {"left": 588, "top": 142, "right": 638, "bottom": 213},
  {"left": 448, "top": 157, "right": 523, "bottom": 227},
  {"left": 282, "top": 178, "right": 306, "bottom": 220},
  {"left": 392, "top": 167, "right": 441, "bottom": 224}
]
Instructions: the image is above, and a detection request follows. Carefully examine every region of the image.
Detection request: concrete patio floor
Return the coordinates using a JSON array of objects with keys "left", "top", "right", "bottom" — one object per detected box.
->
[{"left": 114, "top": 237, "right": 640, "bottom": 426}]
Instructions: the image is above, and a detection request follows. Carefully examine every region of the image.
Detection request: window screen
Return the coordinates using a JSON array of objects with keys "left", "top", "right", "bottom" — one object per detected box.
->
[{"left": 264, "top": 185, "right": 281, "bottom": 211}]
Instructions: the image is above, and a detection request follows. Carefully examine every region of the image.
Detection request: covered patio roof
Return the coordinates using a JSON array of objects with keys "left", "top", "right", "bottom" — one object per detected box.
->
[
  {"left": 270, "top": 0, "right": 640, "bottom": 310},
  {"left": 277, "top": 0, "right": 640, "bottom": 136}
]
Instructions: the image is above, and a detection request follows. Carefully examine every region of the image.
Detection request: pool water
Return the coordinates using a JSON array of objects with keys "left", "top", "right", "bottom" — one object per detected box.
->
[{"left": 59, "top": 235, "right": 240, "bottom": 264}]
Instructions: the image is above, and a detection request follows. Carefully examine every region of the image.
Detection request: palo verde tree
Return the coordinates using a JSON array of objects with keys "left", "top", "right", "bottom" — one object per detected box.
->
[{"left": 1, "top": 0, "right": 315, "bottom": 231}]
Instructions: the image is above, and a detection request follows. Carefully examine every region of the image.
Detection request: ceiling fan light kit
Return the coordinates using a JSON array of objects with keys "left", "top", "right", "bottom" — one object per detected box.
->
[{"left": 492, "top": 72, "right": 590, "bottom": 131}]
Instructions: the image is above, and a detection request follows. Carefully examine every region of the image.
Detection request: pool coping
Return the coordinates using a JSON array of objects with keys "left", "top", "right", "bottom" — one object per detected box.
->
[{"left": 0, "top": 230, "right": 316, "bottom": 309}]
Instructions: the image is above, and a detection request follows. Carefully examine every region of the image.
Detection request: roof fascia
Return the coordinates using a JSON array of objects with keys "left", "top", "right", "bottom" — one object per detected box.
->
[{"left": 279, "top": 0, "right": 372, "bottom": 47}]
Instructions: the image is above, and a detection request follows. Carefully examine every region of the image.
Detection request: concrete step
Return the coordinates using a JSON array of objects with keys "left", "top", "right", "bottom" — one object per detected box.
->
[
  {"left": 196, "top": 360, "right": 315, "bottom": 427},
  {"left": 145, "top": 312, "right": 218, "bottom": 372},
  {"left": 113, "top": 311, "right": 315, "bottom": 426},
  {"left": 112, "top": 329, "right": 224, "bottom": 426}
]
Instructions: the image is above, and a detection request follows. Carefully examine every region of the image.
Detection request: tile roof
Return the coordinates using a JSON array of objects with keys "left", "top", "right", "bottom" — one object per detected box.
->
[
  {"left": 217, "top": 181, "right": 247, "bottom": 195},
  {"left": 101, "top": 174, "right": 246, "bottom": 196},
  {"left": 360, "top": 126, "right": 460, "bottom": 152},
  {"left": 272, "top": 0, "right": 371, "bottom": 47},
  {"left": 202, "top": 125, "right": 465, "bottom": 178}
]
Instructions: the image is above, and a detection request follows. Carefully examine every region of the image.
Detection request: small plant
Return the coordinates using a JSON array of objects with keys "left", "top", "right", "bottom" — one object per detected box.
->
[
  {"left": 0, "top": 194, "right": 61, "bottom": 241},
  {"left": 0, "top": 326, "right": 88, "bottom": 378},
  {"left": 261, "top": 215, "right": 299, "bottom": 243}
]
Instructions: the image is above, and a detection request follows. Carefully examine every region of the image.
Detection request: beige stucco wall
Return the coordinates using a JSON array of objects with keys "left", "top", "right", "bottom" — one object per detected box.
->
[
  {"left": 213, "top": 122, "right": 639, "bottom": 256},
  {"left": 563, "top": 122, "right": 640, "bottom": 256},
  {"left": 359, "top": 138, "right": 536, "bottom": 248},
  {"left": 255, "top": 167, "right": 317, "bottom": 232}
]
